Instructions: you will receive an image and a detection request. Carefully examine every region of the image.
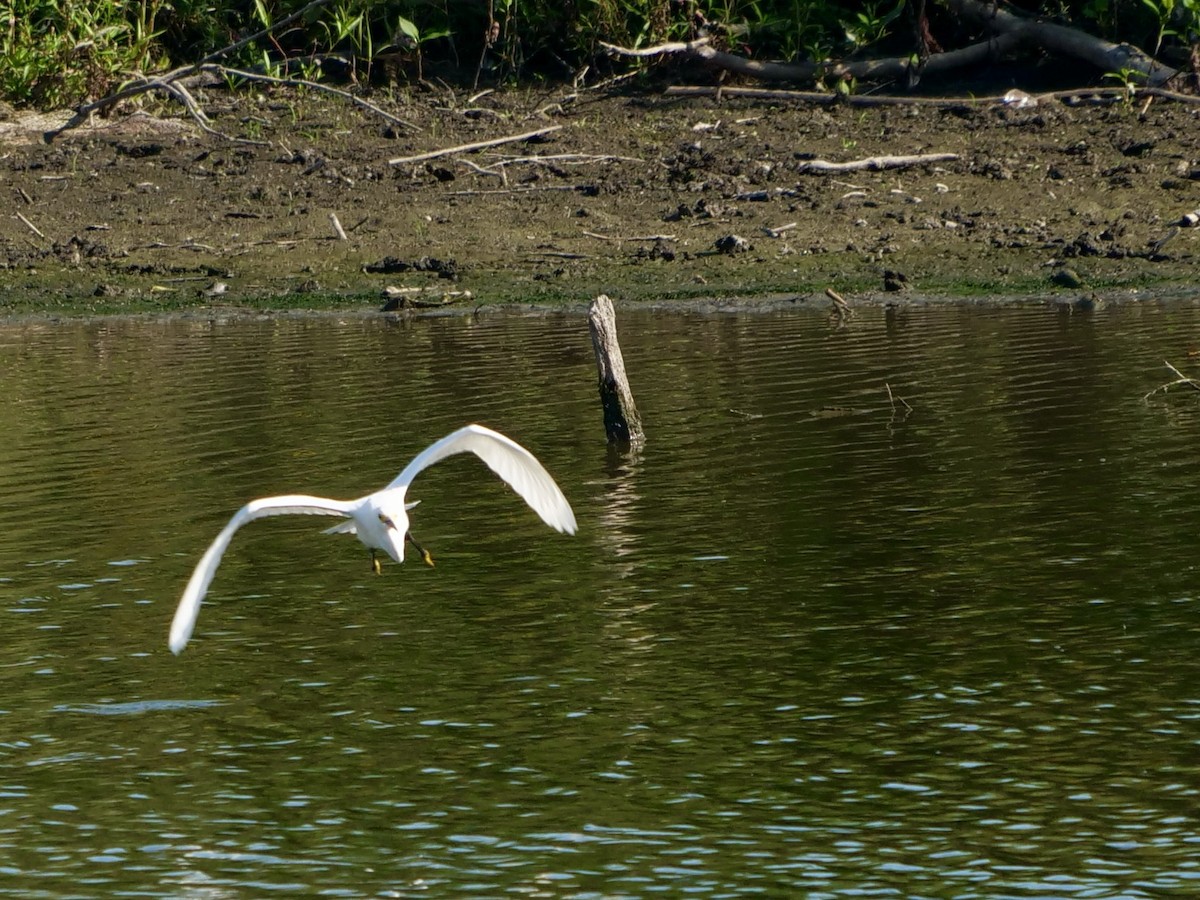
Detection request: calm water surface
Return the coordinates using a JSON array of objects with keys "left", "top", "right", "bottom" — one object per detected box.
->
[{"left": 2, "top": 303, "right": 1200, "bottom": 897}]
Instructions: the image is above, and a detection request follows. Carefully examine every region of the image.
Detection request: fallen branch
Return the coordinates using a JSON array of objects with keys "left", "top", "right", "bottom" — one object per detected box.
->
[
  {"left": 948, "top": 0, "right": 1176, "bottom": 87},
  {"left": 458, "top": 158, "right": 507, "bottom": 183},
  {"left": 328, "top": 212, "right": 348, "bottom": 241},
  {"left": 763, "top": 222, "right": 798, "bottom": 238},
  {"left": 491, "top": 152, "right": 644, "bottom": 167},
  {"left": 388, "top": 125, "right": 564, "bottom": 166},
  {"left": 45, "top": 0, "right": 340, "bottom": 142},
  {"left": 669, "top": 84, "right": 980, "bottom": 106},
  {"left": 206, "top": 65, "right": 418, "bottom": 133},
  {"left": 798, "top": 153, "right": 958, "bottom": 174},
  {"left": 446, "top": 185, "right": 585, "bottom": 196},
  {"left": 665, "top": 84, "right": 1200, "bottom": 107},
  {"left": 603, "top": 33, "right": 1026, "bottom": 85},
  {"left": 1143, "top": 361, "right": 1200, "bottom": 401},
  {"left": 15, "top": 212, "right": 46, "bottom": 239},
  {"left": 583, "top": 231, "right": 676, "bottom": 242},
  {"left": 160, "top": 76, "right": 265, "bottom": 144},
  {"left": 603, "top": 2, "right": 1178, "bottom": 89}
]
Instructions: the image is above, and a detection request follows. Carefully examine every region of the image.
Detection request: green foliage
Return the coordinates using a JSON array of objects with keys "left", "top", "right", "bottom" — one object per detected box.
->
[
  {"left": 1103, "top": 64, "right": 1148, "bottom": 103},
  {"left": 1, "top": 0, "right": 1197, "bottom": 109},
  {"left": 0, "top": 0, "right": 164, "bottom": 107},
  {"left": 843, "top": 0, "right": 906, "bottom": 48},
  {"left": 1138, "top": 0, "right": 1200, "bottom": 56}
]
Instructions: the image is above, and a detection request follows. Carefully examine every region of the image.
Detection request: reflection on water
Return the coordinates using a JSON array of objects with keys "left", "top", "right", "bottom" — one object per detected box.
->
[{"left": 2, "top": 304, "right": 1200, "bottom": 895}]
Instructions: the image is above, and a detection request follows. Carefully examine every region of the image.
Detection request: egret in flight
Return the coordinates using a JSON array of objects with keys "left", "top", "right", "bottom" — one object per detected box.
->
[{"left": 168, "top": 424, "right": 576, "bottom": 654}]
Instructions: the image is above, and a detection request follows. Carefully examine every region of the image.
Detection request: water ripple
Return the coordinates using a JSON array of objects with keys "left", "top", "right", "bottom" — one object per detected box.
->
[{"left": 0, "top": 306, "right": 1199, "bottom": 895}]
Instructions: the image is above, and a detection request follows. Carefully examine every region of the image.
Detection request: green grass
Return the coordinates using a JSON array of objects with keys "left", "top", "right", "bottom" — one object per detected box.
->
[
  {"left": 1, "top": 0, "right": 1191, "bottom": 109},
  {"left": 2, "top": 247, "right": 1193, "bottom": 319}
]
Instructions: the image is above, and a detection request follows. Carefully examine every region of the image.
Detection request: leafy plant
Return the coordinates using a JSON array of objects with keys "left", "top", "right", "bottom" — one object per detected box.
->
[
  {"left": 0, "top": 0, "right": 163, "bottom": 106},
  {"left": 391, "top": 13, "right": 451, "bottom": 80},
  {"left": 842, "top": 0, "right": 906, "bottom": 49},
  {"left": 1140, "top": 0, "right": 1178, "bottom": 58},
  {"left": 1103, "top": 64, "right": 1148, "bottom": 104}
]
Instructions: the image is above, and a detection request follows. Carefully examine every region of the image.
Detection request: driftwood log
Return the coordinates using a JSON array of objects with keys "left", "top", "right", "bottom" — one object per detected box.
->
[
  {"left": 588, "top": 294, "right": 645, "bottom": 448},
  {"left": 602, "top": 0, "right": 1178, "bottom": 90},
  {"left": 947, "top": 0, "right": 1174, "bottom": 86}
]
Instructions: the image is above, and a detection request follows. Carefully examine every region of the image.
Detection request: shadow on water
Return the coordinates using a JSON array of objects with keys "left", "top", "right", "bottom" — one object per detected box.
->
[{"left": 1, "top": 303, "right": 1200, "bottom": 895}]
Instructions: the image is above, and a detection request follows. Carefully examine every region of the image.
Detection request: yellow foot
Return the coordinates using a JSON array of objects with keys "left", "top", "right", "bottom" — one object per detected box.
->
[
  {"left": 421, "top": 549, "right": 434, "bottom": 568},
  {"left": 371, "top": 553, "right": 382, "bottom": 576}
]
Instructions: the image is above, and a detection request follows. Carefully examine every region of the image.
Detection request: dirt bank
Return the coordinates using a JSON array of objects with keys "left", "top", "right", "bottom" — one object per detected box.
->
[{"left": 0, "top": 84, "right": 1197, "bottom": 317}]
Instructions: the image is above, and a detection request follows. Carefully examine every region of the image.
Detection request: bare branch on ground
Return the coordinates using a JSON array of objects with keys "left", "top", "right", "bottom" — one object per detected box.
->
[
  {"left": 947, "top": 0, "right": 1176, "bottom": 87},
  {"left": 45, "top": 0, "right": 343, "bottom": 142},
  {"left": 603, "top": 33, "right": 1027, "bottom": 85},
  {"left": 603, "top": 2, "right": 1180, "bottom": 92},
  {"left": 582, "top": 231, "right": 676, "bottom": 242},
  {"left": 798, "top": 153, "right": 958, "bottom": 174},
  {"left": 665, "top": 85, "right": 1200, "bottom": 107},
  {"left": 388, "top": 125, "right": 564, "bottom": 166},
  {"left": 205, "top": 65, "right": 418, "bottom": 133},
  {"left": 15, "top": 212, "right": 46, "bottom": 239}
]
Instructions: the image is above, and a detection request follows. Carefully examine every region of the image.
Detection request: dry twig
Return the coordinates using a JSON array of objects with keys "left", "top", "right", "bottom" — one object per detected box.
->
[
  {"left": 1143, "top": 361, "right": 1200, "bottom": 401},
  {"left": 15, "top": 212, "right": 46, "bottom": 239},
  {"left": 826, "top": 287, "right": 854, "bottom": 326},
  {"left": 798, "top": 153, "right": 958, "bottom": 174},
  {"left": 458, "top": 158, "right": 507, "bottom": 183},
  {"left": 664, "top": 84, "right": 1200, "bottom": 107},
  {"left": 328, "top": 212, "right": 348, "bottom": 241},
  {"left": 208, "top": 65, "right": 418, "bottom": 132},
  {"left": 446, "top": 185, "right": 584, "bottom": 196},
  {"left": 886, "top": 383, "right": 913, "bottom": 412},
  {"left": 493, "top": 152, "right": 643, "bottom": 167},
  {"left": 583, "top": 231, "right": 676, "bottom": 242},
  {"left": 763, "top": 222, "right": 798, "bottom": 238},
  {"left": 388, "top": 125, "right": 563, "bottom": 167}
]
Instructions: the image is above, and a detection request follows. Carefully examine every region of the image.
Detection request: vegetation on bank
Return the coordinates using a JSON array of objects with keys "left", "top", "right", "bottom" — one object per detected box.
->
[{"left": 1, "top": 0, "right": 1197, "bottom": 108}]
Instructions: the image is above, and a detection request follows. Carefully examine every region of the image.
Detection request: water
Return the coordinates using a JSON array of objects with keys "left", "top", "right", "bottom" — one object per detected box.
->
[{"left": 2, "top": 303, "right": 1200, "bottom": 897}]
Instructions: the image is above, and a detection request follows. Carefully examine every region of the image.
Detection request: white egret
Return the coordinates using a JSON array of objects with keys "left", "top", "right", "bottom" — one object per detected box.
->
[{"left": 168, "top": 424, "right": 576, "bottom": 654}]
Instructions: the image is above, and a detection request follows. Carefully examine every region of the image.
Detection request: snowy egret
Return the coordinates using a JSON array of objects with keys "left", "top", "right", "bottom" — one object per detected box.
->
[{"left": 168, "top": 424, "right": 576, "bottom": 654}]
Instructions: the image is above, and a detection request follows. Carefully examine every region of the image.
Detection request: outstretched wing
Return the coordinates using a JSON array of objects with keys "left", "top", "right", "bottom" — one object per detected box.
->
[
  {"left": 385, "top": 424, "right": 577, "bottom": 535},
  {"left": 169, "top": 495, "right": 355, "bottom": 655}
]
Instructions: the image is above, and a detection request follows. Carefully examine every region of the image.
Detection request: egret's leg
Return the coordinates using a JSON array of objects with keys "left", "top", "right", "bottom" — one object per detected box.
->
[
  {"left": 371, "top": 549, "right": 382, "bottom": 576},
  {"left": 407, "top": 532, "right": 434, "bottom": 567}
]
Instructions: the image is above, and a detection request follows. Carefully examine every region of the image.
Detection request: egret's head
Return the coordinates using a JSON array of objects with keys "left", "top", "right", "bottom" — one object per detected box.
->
[{"left": 373, "top": 502, "right": 411, "bottom": 563}]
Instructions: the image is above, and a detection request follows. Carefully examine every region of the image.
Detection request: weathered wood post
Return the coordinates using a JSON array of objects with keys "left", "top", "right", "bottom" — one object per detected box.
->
[{"left": 587, "top": 294, "right": 645, "bottom": 448}]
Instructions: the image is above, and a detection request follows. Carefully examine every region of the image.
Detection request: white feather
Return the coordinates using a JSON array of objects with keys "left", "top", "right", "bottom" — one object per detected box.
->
[{"left": 169, "top": 425, "right": 575, "bottom": 655}]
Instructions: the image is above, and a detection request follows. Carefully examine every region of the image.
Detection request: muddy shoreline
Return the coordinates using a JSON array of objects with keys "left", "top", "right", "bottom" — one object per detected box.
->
[{"left": 0, "top": 86, "right": 1196, "bottom": 319}]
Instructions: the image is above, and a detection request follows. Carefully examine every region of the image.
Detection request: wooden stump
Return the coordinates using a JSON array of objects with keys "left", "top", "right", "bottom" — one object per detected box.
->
[{"left": 588, "top": 294, "right": 645, "bottom": 448}]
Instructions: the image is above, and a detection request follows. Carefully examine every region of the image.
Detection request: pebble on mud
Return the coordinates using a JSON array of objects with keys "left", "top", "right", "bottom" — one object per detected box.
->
[
  {"left": 363, "top": 256, "right": 461, "bottom": 279},
  {"left": 714, "top": 235, "right": 750, "bottom": 254},
  {"left": 1050, "top": 267, "right": 1084, "bottom": 288},
  {"left": 636, "top": 240, "right": 676, "bottom": 262}
]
